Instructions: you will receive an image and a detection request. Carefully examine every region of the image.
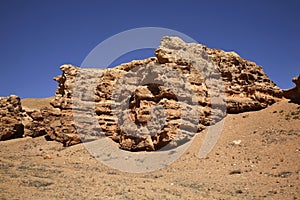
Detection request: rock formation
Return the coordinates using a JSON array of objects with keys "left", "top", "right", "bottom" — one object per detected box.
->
[
  {"left": 45, "top": 65, "right": 80, "bottom": 146},
  {"left": 0, "top": 36, "right": 286, "bottom": 152},
  {"left": 283, "top": 74, "right": 300, "bottom": 103},
  {"left": 22, "top": 65, "right": 81, "bottom": 146},
  {"left": 0, "top": 95, "right": 24, "bottom": 140},
  {"left": 39, "top": 36, "right": 283, "bottom": 151},
  {"left": 206, "top": 48, "right": 282, "bottom": 113}
]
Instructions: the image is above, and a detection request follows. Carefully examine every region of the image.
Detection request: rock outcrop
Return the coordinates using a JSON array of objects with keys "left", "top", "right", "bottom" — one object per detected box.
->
[
  {"left": 155, "top": 37, "right": 282, "bottom": 114},
  {"left": 45, "top": 65, "right": 80, "bottom": 146},
  {"left": 29, "top": 65, "right": 105, "bottom": 146},
  {"left": 95, "top": 57, "right": 208, "bottom": 151},
  {"left": 17, "top": 65, "right": 82, "bottom": 146},
  {"left": 40, "top": 36, "right": 283, "bottom": 151},
  {"left": 0, "top": 36, "right": 285, "bottom": 152},
  {"left": 283, "top": 75, "right": 300, "bottom": 103},
  {"left": 0, "top": 95, "right": 24, "bottom": 140},
  {"left": 206, "top": 48, "right": 282, "bottom": 113}
]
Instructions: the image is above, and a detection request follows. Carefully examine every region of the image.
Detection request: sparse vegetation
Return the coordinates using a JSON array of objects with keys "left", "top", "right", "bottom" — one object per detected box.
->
[
  {"left": 279, "top": 106, "right": 300, "bottom": 120},
  {"left": 1, "top": 101, "right": 299, "bottom": 200}
]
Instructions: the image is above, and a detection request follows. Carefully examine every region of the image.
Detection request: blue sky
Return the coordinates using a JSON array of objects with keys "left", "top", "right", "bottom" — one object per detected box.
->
[{"left": 0, "top": 0, "right": 299, "bottom": 98}]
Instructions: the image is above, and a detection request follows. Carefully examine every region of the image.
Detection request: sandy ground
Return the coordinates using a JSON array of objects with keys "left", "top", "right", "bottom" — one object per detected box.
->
[
  {"left": 0, "top": 100, "right": 299, "bottom": 199},
  {"left": 21, "top": 97, "right": 54, "bottom": 110}
]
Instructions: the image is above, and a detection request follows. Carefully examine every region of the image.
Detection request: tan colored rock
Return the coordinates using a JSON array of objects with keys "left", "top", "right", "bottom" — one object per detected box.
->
[
  {"left": 51, "top": 64, "right": 79, "bottom": 109},
  {"left": 20, "top": 65, "right": 84, "bottom": 145},
  {"left": 24, "top": 107, "right": 56, "bottom": 138},
  {"left": 206, "top": 47, "right": 282, "bottom": 113},
  {"left": 46, "top": 65, "right": 104, "bottom": 146},
  {"left": 0, "top": 95, "right": 24, "bottom": 140},
  {"left": 100, "top": 37, "right": 283, "bottom": 150},
  {"left": 25, "top": 36, "right": 284, "bottom": 151},
  {"left": 283, "top": 74, "right": 300, "bottom": 103}
]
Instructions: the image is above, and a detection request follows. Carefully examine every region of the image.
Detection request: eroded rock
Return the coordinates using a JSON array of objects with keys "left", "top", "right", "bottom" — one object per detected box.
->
[
  {"left": 1, "top": 36, "right": 285, "bottom": 151},
  {"left": 283, "top": 74, "right": 300, "bottom": 103},
  {"left": 54, "top": 36, "right": 282, "bottom": 151},
  {"left": 0, "top": 95, "right": 24, "bottom": 140},
  {"left": 206, "top": 48, "right": 282, "bottom": 113}
]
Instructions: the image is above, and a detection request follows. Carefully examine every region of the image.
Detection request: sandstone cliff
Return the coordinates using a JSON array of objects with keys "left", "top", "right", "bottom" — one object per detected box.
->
[
  {"left": 0, "top": 36, "right": 289, "bottom": 151},
  {"left": 43, "top": 36, "right": 284, "bottom": 151}
]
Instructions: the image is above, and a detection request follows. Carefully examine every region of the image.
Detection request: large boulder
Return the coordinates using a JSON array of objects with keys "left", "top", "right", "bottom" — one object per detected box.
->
[{"left": 0, "top": 95, "right": 24, "bottom": 140}]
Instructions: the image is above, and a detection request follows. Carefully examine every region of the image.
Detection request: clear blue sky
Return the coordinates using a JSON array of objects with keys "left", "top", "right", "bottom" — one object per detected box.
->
[{"left": 0, "top": 0, "right": 299, "bottom": 98}]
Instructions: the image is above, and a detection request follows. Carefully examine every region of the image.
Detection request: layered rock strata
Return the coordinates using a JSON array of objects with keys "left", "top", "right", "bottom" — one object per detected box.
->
[
  {"left": 0, "top": 36, "right": 285, "bottom": 151},
  {"left": 44, "top": 36, "right": 283, "bottom": 151}
]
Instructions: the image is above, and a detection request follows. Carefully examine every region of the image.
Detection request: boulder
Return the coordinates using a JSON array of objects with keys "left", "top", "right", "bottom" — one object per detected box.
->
[
  {"left": 0, "top": 95, "right": 24, "bottom": 140},
  {"left": 283, "top": 74, "right": 300, "bottom": 103}
]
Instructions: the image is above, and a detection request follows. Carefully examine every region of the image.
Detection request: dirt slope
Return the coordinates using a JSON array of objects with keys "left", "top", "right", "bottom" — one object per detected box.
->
[
  {"left": 21, "top": 97, "right": 54, "bottom": 110},
  {"left": 0, "top": 100, "right": 299, "bottom": 199}
]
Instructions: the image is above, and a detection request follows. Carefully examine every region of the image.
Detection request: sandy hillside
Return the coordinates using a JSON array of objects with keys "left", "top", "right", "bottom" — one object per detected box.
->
[
  {"left": 0, "top": 99, "right": 299, "bottom": 200},
  {"left": 21, "top": 97, "right": 54, "bottom": 110}
]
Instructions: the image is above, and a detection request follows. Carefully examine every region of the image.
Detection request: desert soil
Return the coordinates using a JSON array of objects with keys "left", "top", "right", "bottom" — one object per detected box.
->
[
  {"left": 21, "top": 97, "right": 54, "bottom": 110},
  {"left": 0, "top": 99, "right": 299, "bottom": 200}
]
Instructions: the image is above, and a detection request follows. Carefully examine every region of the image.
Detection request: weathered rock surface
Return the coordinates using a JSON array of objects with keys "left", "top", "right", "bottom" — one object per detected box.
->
[
  {"left": 41, "top": 36, "right": 283, "bottom": 151},
  {"left": 95, "top": 58, "right": 207, "bottom": 151},
  {"left": 43, "top": 65, "right": 82, "bottom": 146},
  {"left": 155, "top": 37, "right": 283, "bottom": 114},
  {"left": 206, "top": 48, "right": 282, "bottom": 113},
  {"left": 0, "top": 95, "right": 24, "bottom": 140},
  {"left": 18, "top": 65, "right": 82, "bottom": 146},
  {"left": 0, "top": 36, "right": 285, "bottom": 152},
  {"left": 283, "top": 74, "right": 300, "bottom": 103},
  {"left": 41, "top": 65, "right": 104, "bottom": 146}
]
